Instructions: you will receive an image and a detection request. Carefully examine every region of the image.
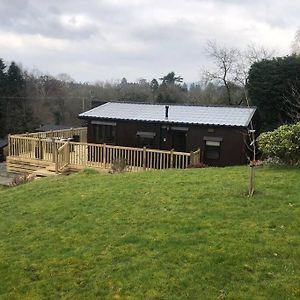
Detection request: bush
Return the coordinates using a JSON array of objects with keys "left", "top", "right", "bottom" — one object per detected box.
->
[
  {"left": 262, "top": 157, "right": 283, "bottom": 166},
  {"left": 10, "top": 173, "right": 35, "bottom": 187},
  {"left": 257, "top": 122, "right": 300, "bottom": 165},
  {"left": 110, "top": 157, "right": 129, "bottom": 173}
]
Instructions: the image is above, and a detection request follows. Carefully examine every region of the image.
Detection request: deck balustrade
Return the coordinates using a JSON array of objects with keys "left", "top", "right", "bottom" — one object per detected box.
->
[{"left": 7, "top": 128, "right": 201, "bottom": 174}]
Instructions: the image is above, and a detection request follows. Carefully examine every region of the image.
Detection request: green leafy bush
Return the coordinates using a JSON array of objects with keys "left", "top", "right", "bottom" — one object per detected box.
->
[{"left": 257, "top": 122, "right": 300, "bottom": 165}]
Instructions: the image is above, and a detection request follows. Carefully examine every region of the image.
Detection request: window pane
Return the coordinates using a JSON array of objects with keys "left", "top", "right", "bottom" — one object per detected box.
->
[
  {"left": 93, "top": 124, "right": 115, "bottom": 144},
  {"left": 106, "top": 125, "right": 115, "bottom": 144},
  {"left": 205, "top": 146, "right": 220, "bottom": 160},
  {"left": 138, "top": 137, "right": 154, "bottom": 148},
  {"left": 206, "top": 140, "right": 220, "bottom": 147}
]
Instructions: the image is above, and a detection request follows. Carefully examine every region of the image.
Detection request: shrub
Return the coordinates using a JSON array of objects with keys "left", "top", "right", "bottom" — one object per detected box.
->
[
  {"left": 10, "top": 173, "right": 35, "bottom": 187},
  {"left": 262, "top": 157, "right": 283, "bottom": 166},
  {"left": 257, "top": 122, "right": 300, "bottom": 165},
  {"left": 110, "top": 157, "right": 129, "bottom": 173}
]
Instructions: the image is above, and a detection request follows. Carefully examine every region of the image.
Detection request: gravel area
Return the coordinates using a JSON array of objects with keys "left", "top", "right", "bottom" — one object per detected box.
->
[{"left": 0, "top": 163, "right": 18, "bottom": 186}]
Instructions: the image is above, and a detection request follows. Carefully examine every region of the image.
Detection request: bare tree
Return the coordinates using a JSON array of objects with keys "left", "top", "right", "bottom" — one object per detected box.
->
[
  {"left": 236, "top": 44, "right": 274, "bottom": 197},
  {"left": 204, "top": 41, "right": 274, "bottom": 196},
  {"left": 283, "top": 84, "right": 300, "bottom": 121},
  {"left": 235, "top": 43, "right": 275, "bottom": 88},
  {"left": 244, "top": 91, "right": 257, "bottom": 197},
  {"left": 246, "top": 43, "right": 275, "bottom": 64},
  {"left": 56, "top": 73, "right": 75, "bottom": 83},
  {"left": 204, "top": 41, "right": 275, "bottom": 107},
  {"left": 291, "top": 28, "right": 300, "bottom": 54},
  {"left": 203, "top": 41, "right": 239, "bottom": 105}
]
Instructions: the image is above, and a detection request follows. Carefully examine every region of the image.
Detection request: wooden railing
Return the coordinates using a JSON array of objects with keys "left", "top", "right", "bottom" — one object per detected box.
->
[
  {"left": 8, "top": 135, "right": 201, "bottom": 173},
  {"left": 69, "top": 143, "right": 195, "bottom": 171},
  {"left": 56, "top": 141, "right": 70, "bottom": 173},
  {"left": 190, "top": 149, "right": 201, "bottom": 165},
  {"left": 9, "top": 136, "right": 56, "bottom": 162},
  {"left": 18, "top": 127, "right": 87, "bottom": 143}
]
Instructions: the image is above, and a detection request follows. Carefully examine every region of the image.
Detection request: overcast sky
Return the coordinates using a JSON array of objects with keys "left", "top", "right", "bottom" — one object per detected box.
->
[{"left": 0, "top": 0, "right": 298, "bottom": 83}]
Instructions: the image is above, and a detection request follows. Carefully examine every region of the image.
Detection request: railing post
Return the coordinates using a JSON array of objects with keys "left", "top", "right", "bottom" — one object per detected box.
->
[
  {"left": 103, "top": 143, "right": 106, "bottom": 168},
  {"left": 38, "top": 137, "right": 42, "bottom": 160},
  {"left": 66, "top": 141, "right": 70, "bottom": 165},
  {"left": 190, "top": 151, "right": 194, "bottom": 165},
  {"left": 170, "top": 149, "right": 174, "bottom": 168},
  {"left": 54, "top": 144, "right": 59, "bottom": 174},
  {"left": 84, "top": 127, "right": 87, "bottom": 143},
  {"left": 15, "top": 136, "right": 19, "bottom": 156},
  {"left": 143, "top": 147, "right": 147, "bottom": 171},
  {"left": 52, "top": 139, "right": 56, "bottom": 163},
  {"left": 8, "top": 134, "right": 11, "bottom": 156}
]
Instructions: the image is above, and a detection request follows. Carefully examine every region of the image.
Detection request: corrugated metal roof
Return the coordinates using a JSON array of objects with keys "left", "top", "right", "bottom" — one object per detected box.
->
[{"left": 79, "top": 102, "right": 256, "bottom": 127}]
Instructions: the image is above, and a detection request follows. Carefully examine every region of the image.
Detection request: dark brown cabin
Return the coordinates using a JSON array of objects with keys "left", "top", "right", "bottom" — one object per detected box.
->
[{"left": 78, "top": 102, "right": 256, "bottom": 166}]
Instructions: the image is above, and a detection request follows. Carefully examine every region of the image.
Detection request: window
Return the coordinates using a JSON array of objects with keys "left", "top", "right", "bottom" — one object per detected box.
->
[
  {"left": 92, "top": 123, "right": 116, "bottom": 144},
  {"left": 137, "top": 131, "right": 156, "bottom": 148},
  {"left": 204, "top": 137, "right": 222, "bottom": 161},
  {"left": 206, "top": 140, "right": 221, "bottom": 147},
  {"left": 103, "top": 125, "right": 115, "bottom": 144},
  {"left": 205, "top": 144, "right": 220, "bottom": 160}
]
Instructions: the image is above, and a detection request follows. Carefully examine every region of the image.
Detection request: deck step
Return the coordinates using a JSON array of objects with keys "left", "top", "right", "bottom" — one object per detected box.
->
[
  {"left": 33, "top": 169, "right": 59, "bottom": 177},
  {"left": 45, "top": 164, "right": 57, "bottom": 172}
]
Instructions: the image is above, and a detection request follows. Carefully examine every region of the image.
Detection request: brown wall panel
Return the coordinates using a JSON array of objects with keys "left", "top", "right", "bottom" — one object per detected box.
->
[{"left": 86, "top": 118, "right": 248, "bottom": 166}]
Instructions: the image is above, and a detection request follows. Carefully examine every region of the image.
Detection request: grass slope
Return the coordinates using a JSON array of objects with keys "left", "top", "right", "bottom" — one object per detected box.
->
[{"left": 0, "top": 166, "right": 299, "bottom": 299}]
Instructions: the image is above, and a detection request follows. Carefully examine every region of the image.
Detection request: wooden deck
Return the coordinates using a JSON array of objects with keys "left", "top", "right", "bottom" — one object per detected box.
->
[{"left": 7, "top": 128, "right": 201, "bottom": 176}]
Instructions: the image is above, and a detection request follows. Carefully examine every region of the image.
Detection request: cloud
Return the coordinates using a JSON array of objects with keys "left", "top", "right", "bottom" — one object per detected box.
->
[
  {"left": 0, "top": 0, "right": 298, "bottom": 82},
  {"left": 0, "top": 0, "right": 101, "bottom": 40}
]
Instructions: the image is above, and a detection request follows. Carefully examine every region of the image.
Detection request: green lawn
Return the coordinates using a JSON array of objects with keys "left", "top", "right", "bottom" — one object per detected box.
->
[{"left": 0, "top": 166, "right": 299, "bottom": 299}]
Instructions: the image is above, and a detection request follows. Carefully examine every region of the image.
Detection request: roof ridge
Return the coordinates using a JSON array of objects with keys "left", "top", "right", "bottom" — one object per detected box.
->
[{"left": 104, "top": 101, "right": 256, "bottom": 109}]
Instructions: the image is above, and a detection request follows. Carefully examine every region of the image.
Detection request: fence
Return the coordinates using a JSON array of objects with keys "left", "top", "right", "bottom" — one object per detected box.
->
[
  {"left": 18, "top": 127, "right": 87, "bottom": 143},
  {"left": 72, "top": 143, "right": 194, "bottom": 171},
  {"left": 9, "top": 136, "right": 55, "bottom": 162},
  {"left": 8, "top": 134, "right": 201, "bottom": 173}
]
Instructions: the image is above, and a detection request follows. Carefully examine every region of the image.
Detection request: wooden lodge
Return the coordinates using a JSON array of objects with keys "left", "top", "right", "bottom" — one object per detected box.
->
[
  {"left": 6, "top": 102, "right": 256, "bottom": 176},
  {"left": 79, "top": 102, "right": 256, "bottom": 167}
]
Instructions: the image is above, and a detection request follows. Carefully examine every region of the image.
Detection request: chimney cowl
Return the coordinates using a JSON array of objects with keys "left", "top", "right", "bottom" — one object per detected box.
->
[{"left": 165, "top": 105, "right": 169, "bottom": 118}]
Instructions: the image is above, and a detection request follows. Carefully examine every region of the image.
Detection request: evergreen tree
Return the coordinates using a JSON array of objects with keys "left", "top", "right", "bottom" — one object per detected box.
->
[
  {"left": 6, "top": 62, "right": 27, "bottom": 134},
  {"left": 159, "top": 72, "right": 183, "bottom": 85},
  {"left": 6, "top": 62, "right": 24, "bottom": 96},
  {"left": 150, "top": 78, "right": 159, "bottom": 102},
  {"left": 248, "top": 55, "right": 300, "bottom": 130}
]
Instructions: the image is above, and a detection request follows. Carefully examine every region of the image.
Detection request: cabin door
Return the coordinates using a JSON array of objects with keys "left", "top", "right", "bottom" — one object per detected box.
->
[
  {"left": 159, "top": 126, "right": 187, "bottom": 152},
  {"left": 172, "top": 130, "right": 187, "bottom": 152},
  {"left": 160, "top": 126, "right": 171, "bottom": 150}
]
